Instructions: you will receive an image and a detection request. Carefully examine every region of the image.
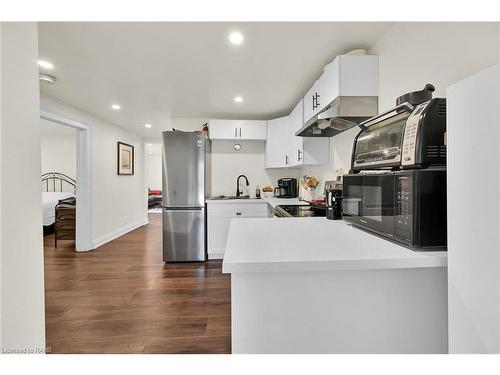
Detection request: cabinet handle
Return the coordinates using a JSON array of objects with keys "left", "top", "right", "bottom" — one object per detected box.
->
[
  {"left": 235, "top": 128, "right": 237, "bottom": 138},
  {"left": 298, "top": 149, "right": 302, "bottom": 162},
  {"left": 285, "top": 155, "right": 288, "bottom": 165},
  {"left": 236, "top": 212, "right": 242, "bottom": 216},
  {"left": 312, "top": 92, "right": 320, "bottom": 110},
  {"left": 239, "top": 128, "right": 241, "bottom": 138}
]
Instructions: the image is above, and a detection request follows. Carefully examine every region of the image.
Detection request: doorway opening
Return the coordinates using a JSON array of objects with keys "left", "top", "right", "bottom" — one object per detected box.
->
[
  {"left": 145, "top": 142, "right": 162, "bottom": 214},
  {"left": 40, "top": 109, "right": 93, "bottom": 251},
  {"left": 41, "top": 119, "right": 77, "bottom": 250}
]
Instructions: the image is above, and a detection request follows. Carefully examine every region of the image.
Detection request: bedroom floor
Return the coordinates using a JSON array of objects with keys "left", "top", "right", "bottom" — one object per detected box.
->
[{"left": 43, "top": 214, "right": 231, "bottom": 354}]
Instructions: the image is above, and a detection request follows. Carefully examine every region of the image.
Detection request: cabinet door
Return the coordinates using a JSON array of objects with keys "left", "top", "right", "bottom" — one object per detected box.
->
[
  {"left": 238, "top": 120, "right": 267, "bottom": 140},
  {"left": 302, "top": 137, "right": 330, "bottom": 165},
  {"left": 303, "top": 80, "right": 321, "bottom": 123},
  {"left": 266, "top": 116, "right": 290, "bottom": 168},
  {"left": 288, "top": 99, "right": 304, "bottom": 167},
  {"left": 207, "top": 203, "right": 270, "bottom": 259},
  {"left": 319, "top": 58, "right": 340, "bottom": 108},
  {"left": 208, "top": 119, "right": 239, "bottom": 140},
  {"left": 338, "top": 55, "right": 378, "bottom": 96},
  {"left": 207, "top": 215, "right": 232, "bottom": 258}
]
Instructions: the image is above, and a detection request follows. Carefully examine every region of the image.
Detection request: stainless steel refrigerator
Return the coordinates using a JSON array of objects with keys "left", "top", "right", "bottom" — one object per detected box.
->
[{"left": 162, "top": 131, "right": 210, "bottom": 262}]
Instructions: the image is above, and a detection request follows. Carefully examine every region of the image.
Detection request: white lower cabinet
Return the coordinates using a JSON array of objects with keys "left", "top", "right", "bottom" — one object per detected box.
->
[{"left": 207, "top": 202, "right": 269, "bottom": 259}]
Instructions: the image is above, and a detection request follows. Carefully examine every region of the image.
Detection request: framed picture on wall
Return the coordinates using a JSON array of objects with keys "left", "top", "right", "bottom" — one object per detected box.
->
[{"left": 117, "top": 142, "right": 134, "bottom": 175}]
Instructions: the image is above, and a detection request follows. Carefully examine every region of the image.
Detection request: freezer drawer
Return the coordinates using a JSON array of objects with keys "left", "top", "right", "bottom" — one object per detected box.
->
[{"left": 163, "top": 208, "right": 206, "bottom": 262}]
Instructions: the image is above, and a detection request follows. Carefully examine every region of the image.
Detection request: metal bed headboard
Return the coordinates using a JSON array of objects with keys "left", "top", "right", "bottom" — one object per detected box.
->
[{"left": 42, "top": 172, "right": 76, "bottom": 193}]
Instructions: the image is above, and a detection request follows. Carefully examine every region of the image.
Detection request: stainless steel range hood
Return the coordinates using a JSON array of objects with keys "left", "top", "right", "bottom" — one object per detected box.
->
[{"left": 295, "top": 96, "right": 378, "bottom": 137}]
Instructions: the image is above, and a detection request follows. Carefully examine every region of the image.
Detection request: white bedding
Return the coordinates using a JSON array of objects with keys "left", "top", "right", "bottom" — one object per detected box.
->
[{"left": 42, "top": 192, "right": 75, "bottom": 226}]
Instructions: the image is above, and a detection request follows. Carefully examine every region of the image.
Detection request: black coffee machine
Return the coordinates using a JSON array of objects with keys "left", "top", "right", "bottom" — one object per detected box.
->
[
  {"left": 326, "top": 188, "right": 343, "bottom": 220},
  {"left": 274, "top": 178, "right": 298, "bottom": 198}
]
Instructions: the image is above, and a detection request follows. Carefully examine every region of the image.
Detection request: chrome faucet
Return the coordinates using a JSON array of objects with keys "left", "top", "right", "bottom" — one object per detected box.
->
[{"left": 236, "top": 175, "right": 249, "bottom": 197}]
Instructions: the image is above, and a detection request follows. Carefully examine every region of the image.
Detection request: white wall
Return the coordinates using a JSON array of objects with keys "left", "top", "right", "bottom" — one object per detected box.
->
[
  {"left": 447, "top": 64, "right": 500, "bottom": 353},
  {"left": 0, "top": 21, "right": 3, "bottom": 349},
  {"left": 303, "top": 22, "right": 500, "bottom": 183},
  {"left": 146, "top": 152, "right": 162, "bottom": 191},
  {"left": 211, "top": 141, "right": 301, "bottom": 196},
  {"left": 40, "top": 126, "right": 77, "bottom": 190},
  {"left": 40, "top": 95, "right": 148, "bottom": 247},
  {"left": 0, "top": 22, "right": 46, "bottom": 350}
]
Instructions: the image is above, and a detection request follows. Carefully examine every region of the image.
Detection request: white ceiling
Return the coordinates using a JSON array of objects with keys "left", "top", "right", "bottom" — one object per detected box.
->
[{"left": 38, "top": 22, "right": 394, "bottom": 137}]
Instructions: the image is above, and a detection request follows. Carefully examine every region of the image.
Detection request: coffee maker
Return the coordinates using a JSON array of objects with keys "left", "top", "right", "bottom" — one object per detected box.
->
[
  {"left": 326, "top": 188, "right": 343, "bottom": 220},
  {"left": 274, "top": 178, "right": 298, "bottom": 198}
]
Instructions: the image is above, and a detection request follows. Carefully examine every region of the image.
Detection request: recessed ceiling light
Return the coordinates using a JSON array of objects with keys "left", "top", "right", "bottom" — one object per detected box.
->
[
  {"left": 39, "top": 74, "right": 57, "bottom": 84},
  {"left": 234, "top": 96, "right": 243, "bottom": 103},
  {"left": 145, "top": 123, "right": 152, "bottom": 129},
  {"left": 147, "top": 143, "right": 152, "bottom": 147},
  {"left": 38, "top": 60, "right": 54, "bottom": 70},
  {"left": 148, "top": 152, "right": 153, "bottom": 155},
  {"left": 111, "top": 104, "right": 121, "bottom": 110},
  {"left": 229, "top": 31, "right": 244, "bottom": 45}
]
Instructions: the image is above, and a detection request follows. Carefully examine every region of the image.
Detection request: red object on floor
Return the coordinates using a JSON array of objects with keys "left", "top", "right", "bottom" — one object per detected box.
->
[{"left": 149, "top": 189, "right": 161, "bottom": 195}]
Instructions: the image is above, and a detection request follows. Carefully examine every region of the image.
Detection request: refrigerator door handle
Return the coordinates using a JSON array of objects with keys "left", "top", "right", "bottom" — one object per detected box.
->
[{"left": 163, "top": 207, "right": 204, "bottom": 211}]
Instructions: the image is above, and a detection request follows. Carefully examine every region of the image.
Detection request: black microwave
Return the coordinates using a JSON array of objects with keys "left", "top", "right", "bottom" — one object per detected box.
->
[{"left": 342, "top": 167, "right": 447, "bottom": 249}]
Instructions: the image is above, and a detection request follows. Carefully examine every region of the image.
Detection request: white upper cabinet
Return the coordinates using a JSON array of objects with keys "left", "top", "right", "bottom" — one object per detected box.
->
[
  {"left": 303, "top": 79, "right": 321, "bottom": 124},
  {"left": 208, "top": 119, "right": 239, "bottom": 140},
  {"left": 208, "top": 119, "right": 266, "bottom": 141},
  {"left": 288, "top": 99, "right": 304, "bottom": 167},
  {"left": 303, "top": 55, "right": 378, "bottom": 123},
  {"left": 288, "top": 99, "right": 330, "bottom": 167},
  {"left": 238, "top": 120, "right": 267, "bottom": 140},
  {"left": 266, "top": 116, "right": 290, "bottom": 168}
]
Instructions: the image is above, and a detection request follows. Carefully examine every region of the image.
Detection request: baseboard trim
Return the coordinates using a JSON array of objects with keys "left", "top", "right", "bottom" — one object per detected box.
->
[
  {"left": 208, "top": 253, "right": 224, "bottom": 260},
  {"left": 93, "top": 217, "right": 149, "bottom": 249}
]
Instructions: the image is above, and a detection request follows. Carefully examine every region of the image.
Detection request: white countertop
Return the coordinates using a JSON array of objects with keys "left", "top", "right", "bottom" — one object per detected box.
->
[
  {"left": 206, "top": 197, "right": 309, "bottom": 209},
  {"left": 222, "top": 218, "right": 447, "bottom": 273}
]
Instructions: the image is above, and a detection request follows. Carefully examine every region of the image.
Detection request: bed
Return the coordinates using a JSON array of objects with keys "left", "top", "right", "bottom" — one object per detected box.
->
[{"left": 42, "top": 172, "right": 76, "bottom": 226}]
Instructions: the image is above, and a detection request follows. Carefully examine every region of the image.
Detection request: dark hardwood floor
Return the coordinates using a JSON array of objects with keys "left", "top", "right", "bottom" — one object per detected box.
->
[{"left": 44, "top": 214, "right": 231, "bottom": 354}]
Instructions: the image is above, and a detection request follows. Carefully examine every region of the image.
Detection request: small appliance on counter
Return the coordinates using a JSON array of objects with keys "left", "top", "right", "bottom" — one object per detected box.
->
[
  {"left": 274, "top": 178, "right": 298, "bottom": 198},
  {"left": 342, "top": 84, "right": 447, "bottom": 249},
  {"left": 326, "top": 188, "right": 343, "bottom": 220},
  {"left": 351, "top": 83, "right": 446, "bottom": 171}
]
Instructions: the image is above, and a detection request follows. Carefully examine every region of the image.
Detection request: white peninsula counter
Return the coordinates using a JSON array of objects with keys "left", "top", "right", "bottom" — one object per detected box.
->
[{"left": 222, "top": 218, "right": 448, "bottom": 354}]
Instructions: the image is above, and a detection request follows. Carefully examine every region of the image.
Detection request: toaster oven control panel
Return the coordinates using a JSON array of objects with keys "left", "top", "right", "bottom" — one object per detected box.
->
[{"left": 401, "top": 102, "right": 429, "bottom": 166}]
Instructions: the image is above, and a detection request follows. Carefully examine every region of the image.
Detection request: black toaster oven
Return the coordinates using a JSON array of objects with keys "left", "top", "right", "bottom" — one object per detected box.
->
[{"left": 351, "top": 98, "right": 447, "bottom": 171}]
